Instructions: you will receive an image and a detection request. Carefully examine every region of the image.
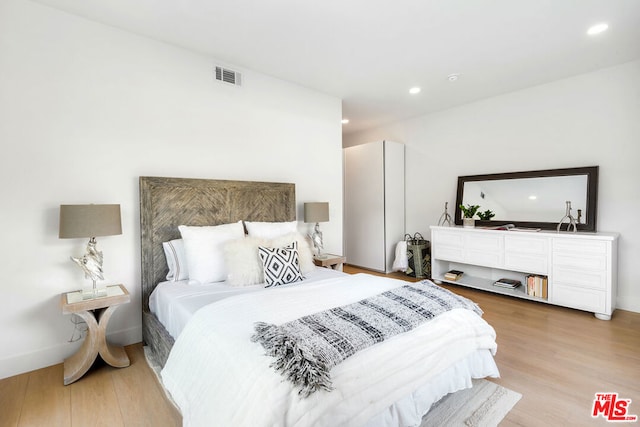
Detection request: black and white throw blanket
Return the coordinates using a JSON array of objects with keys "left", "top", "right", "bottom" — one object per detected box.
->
[{"left": 252, "top": 281, "right": 482, "bottom": 397}]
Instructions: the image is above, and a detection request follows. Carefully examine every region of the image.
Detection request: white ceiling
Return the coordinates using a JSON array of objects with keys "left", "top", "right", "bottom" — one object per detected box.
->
[{"left": 34, "top": 0, "right": 640, "bottom": 135}]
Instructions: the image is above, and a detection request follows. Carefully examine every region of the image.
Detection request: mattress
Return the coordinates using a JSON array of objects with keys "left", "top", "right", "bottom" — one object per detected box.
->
[{"left": 149, "top": 266, "right": 347, "bottom": 339}]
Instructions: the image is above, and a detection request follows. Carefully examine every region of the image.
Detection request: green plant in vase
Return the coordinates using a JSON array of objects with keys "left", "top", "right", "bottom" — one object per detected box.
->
[
  {"left": 459, "top": 204, "right": 480, "bottom": 228},
  {"left": 477, "top": 209, "right": 496, "bottom": 221},
  {"left": 459, "top": 204, "right": 480, "bottom": 218}
]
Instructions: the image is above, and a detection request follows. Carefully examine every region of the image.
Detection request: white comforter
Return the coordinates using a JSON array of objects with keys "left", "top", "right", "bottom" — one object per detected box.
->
[{"left": 161, "top": 273, "right": 498, "bottom": 427}]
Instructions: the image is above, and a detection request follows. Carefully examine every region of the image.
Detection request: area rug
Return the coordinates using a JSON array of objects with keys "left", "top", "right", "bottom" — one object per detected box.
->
[
  {"left": 145, "top": 347, "right": 520, "bottom": 426},
  {"left": 420, "top": 379, "right": 522, "bottom": 427}
]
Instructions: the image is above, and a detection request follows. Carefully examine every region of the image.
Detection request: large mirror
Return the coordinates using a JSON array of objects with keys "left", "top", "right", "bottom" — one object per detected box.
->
[{"left": 454, "top": 166, "right": 598, "bottom": 231}]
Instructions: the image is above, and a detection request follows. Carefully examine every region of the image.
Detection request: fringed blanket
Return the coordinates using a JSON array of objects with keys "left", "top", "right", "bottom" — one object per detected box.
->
[{"left": 251, "top": 281, "right": 482, "bottom": 397}]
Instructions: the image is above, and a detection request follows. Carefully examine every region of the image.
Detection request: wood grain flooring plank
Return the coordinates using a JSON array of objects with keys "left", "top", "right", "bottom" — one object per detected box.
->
[
  {"left": 0, "top": 374, "right": 28, "bottom": 427},
  {"left": 110, "top": 344, "right": 181, "bottom": 426},
  {"left": 18, "top": 364, "right": 70, "bottom": 427},
  {"left": 70, "top": 363, "right": 125, "bottom": 427},
  {"left": 345, "top": 266, "right": 640, "bottom": 427}
]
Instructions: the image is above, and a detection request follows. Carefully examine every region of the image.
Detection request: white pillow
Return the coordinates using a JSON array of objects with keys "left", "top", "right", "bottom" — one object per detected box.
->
[
  {"left": 258, "top": 241, "right": 303, "bottom": 287},
  {"left": 224, "top": 236, "right": 268, "bottom": 287},
  {"left": 162, "top": 239, "right": 189, "bottom": 281},
  {"left": 244, "top": 220, "right": 298, "bottom": 239},
  {"left": 224, "top": 232, "right": 314, "bottom": 286},
  {"left": 270, "top": 232, "right": 315, "bottom": 275},
  {"left": 179, "top": 221, "right": 245, "bottom": 284}
]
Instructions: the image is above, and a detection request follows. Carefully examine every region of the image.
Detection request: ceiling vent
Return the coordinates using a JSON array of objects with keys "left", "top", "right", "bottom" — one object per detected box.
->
[{"left": 215, "top": 66, "right": 242, "bottom": 86}]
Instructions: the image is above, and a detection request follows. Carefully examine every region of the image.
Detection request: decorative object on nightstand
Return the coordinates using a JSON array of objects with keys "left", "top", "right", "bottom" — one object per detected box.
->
[
  {"left": 304, "top": 202, "right": 329, "bottom": 259},
  {"left": 437, "top": 202, "right": 453, "bottom": 226},
  {"left": 61, "top": 284, "right": 130, "bottom": 385},
  {"left": 313, "top": 254, "right": 346, "bottom": 271},
  {"left": 59, "top": 204, "right": 122, "bottom": 299},
  {"left": 556, "top": 200, "right": 578, "bottom": 233}
]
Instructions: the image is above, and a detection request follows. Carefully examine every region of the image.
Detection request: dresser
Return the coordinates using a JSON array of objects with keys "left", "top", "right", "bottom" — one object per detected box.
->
[{"left": 430, "top": 226, "right": 618, "bottom": 319}]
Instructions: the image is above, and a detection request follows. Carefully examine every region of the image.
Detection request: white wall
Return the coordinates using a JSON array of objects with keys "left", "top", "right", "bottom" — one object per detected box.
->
[
  {"left": 0, "top": 0, "right": 343, "bottom": 379},
  {"left": 344, "top": 60, "right": 640, "bottom": 314}
]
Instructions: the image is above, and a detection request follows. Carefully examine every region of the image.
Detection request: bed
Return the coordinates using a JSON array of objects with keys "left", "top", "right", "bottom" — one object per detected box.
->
[
  {"left": 140, "top": 176, "right": 297, "bottom": 367},
  {"left": 139, "top": 176, "right": 499, "bottom": 427}
]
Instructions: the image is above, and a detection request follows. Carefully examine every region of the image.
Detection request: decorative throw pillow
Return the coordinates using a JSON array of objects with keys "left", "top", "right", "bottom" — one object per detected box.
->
[
  {"left": 258, "top": 241, "right": 303, "bottom": 287},
  {"left": 269, "top": 232, "right": 315, "bottom": 274},
  {"left": 224, "top": 232, "right": 314, "bottom": 286},
  {"left": 224, "top": 236, "right": 268, "bottom": 287},
  {"left": 162, "top": 239, "right": 189, "bottom": 281},
  {"left": 178, "top": 221, "right": 245, "bottom": 284},
  {"left": 244, "top": 220, "right": 298, "bottom": 239}
]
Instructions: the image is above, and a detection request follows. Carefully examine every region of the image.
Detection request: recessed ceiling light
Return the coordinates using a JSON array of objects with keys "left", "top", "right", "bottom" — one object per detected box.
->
[
  {"left": 341, "top": 118, "right": 349, "bottom": 124},
  {"left": 587, "top": 22, "right": 609, "bottom": 36},
  {"left": 529, "top": 195, "right": 537, "bottom": 200},
  {"left": 448, "top": 73, "right": 460, "bottom": 82},
  {"left": 409, "top": 87, "right": 421, "bottom": 94}
]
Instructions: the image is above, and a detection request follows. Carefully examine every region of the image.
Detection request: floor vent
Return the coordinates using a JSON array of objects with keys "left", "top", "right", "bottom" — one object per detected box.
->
[{"left": 215, "top": 66, "right": 242, "bottom": 86}]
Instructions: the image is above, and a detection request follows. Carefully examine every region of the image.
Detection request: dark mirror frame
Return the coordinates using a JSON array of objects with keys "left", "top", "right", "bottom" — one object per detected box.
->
[{"left": 454, "top": 166, "right": 599, "bottom": 232}]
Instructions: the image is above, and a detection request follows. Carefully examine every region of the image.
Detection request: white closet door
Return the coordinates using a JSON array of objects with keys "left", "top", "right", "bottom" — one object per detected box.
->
[
  {"left": 344, "top": 142, "right": 386, "bottom": 271},
  {"left": 383, "top": 141, "right": 405, "bottom": 273}
]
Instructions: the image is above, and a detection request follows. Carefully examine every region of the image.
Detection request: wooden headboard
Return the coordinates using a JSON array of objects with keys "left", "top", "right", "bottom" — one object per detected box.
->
[{"left": 139, "top": 177, "right": 296, "bottom": 311}]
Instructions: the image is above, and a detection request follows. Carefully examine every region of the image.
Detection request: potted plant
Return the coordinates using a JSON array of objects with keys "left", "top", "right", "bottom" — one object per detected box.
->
[
  {"left": 477, "top": 209, "right": 496, "bottom": 221},
  {"left": 459, "top": 204, "right": 480, "bottom": 228}
]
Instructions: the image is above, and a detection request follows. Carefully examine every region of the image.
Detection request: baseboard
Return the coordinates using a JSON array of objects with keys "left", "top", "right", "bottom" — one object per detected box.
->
[
  {"left": 616, "top": 295, "right": 640, "bottom": 314},
  {"left": 0, "top": 325, "right": 141, "bottom": 380}
]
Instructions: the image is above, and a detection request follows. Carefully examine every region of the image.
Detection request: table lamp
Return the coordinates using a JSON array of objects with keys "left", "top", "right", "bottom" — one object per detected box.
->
[
  {"left": 59, "top": 204, "right": 122, "bottom": 298},
  {"left": 304, "top": 202, "right": 329, "bottom": 259}
]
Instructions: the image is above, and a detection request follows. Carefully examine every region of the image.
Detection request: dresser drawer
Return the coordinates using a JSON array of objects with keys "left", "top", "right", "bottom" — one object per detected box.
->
[
  {"left": 465, "top": 234, "right": 503, "bottom": 267},
  {"left": 553, "top": 267, "right": 607, "bottom": 290},
  {"left": 466, "top": 250, "right": 502, "bottom": 267},
  {"left": 552, "top": 284, "right": 606, "bottom": 313},
  {"left": 432, "top": 245, "right": 464, "bottom": 262},
  {"left": 432, "top": 230, "right": 464, "bottom": 247},
  {"left": 505, "top": 235, "right": 548, "bottom": 254},
  {"left": 432, "top": 230, "right": 465, "bottom": 262},
  {"left": 553, "top": 238, "right": 607, "bottom": 255},
  {"left": 553, "top": 253, "right": 607, "bottom": 271},
  {"left": 503, "top": 234, "right": 548, "bottom": 273},
  {"left": 466, "top": 233, "right": 502, "bottom": 252},
  {"left": 505, "top": 253, "right": 548, "bottom": 274}
]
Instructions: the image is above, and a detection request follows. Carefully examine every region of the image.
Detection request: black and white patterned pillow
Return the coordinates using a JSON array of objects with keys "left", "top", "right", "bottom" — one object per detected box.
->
[{"left": 258, "top": 241, "right": 303, "bottom": 287}]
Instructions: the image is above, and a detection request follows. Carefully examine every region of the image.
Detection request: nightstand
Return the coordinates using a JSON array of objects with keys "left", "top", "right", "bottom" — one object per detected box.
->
[
  {"left": 313, "top": 254, "right": 346, "bottom": 271},
  {"left": 60, "top": 284, "right": 130, "bottom": 385}
]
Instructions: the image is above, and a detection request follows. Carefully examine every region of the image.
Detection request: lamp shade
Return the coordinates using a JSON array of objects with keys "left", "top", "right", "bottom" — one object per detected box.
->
[
  {"left": 59, "top": 204, "right": 122, "bottom": 238},
  {"left": 304, "top": 202, "right": 329, "bottom": 223}
]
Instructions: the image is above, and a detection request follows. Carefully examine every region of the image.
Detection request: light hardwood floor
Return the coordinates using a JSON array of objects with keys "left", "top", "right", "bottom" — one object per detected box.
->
[
  {"left": 0, "top": 342, "right": 182, "bottom": 426},
  {"left": 1, "top": 267, "right": 638, "bottom": 426},
  {"left": 346, "top": 266, "right": 640, "bottom": 427}
]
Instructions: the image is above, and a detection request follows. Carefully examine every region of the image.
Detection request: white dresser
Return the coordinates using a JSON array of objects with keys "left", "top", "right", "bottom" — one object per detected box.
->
[{"left": 430, "top": 226, "right": 618, "bottom": 319}]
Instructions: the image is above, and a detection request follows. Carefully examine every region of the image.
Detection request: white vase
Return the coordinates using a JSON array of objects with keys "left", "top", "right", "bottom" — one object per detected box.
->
[{"left": 463, "top": 218, "right": 475, "bottom": 228}]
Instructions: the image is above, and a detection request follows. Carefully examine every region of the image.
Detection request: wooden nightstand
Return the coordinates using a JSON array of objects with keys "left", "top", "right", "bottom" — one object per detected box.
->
[
  {"left": 313, "top": 254, "right": 346, "bottom": 271},
  {"left": 60, "top": 284, "right": 131, "bottom": 385}
]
